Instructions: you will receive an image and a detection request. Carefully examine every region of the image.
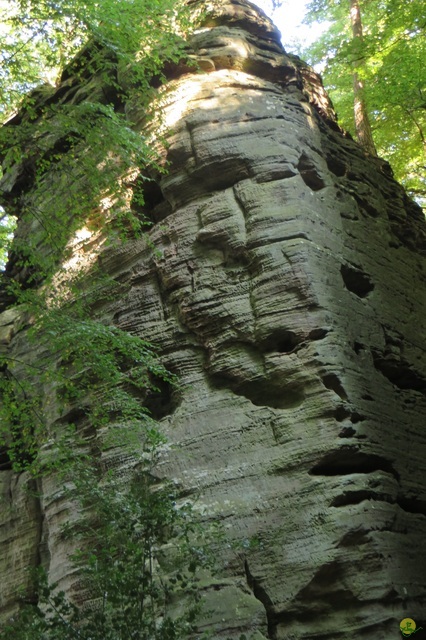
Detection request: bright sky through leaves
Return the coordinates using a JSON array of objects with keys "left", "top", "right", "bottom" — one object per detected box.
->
[{"left": 252, "top": 0, "right": 330, "bottom": 52}]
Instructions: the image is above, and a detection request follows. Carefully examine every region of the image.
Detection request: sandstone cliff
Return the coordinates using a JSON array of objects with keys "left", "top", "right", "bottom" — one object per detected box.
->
[{"left": 1, "top": 1, "right": 426, "bottom": 638}]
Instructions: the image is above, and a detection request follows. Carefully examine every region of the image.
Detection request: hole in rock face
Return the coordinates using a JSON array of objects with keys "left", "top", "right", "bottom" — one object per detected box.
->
[
  {"left": 225, "top": 380, "right": 305, "bottom": 410},
  {"left": 292, "top": 561, "right": 354, "bottom": 606},
  {"left": 352, "top": 192, "right": 379, "bottom": 217},
  {"left": 261, "top": 329, "right": 301, "bottom": 354},
  {"left": 309, "top": 328, "right": 329, "bottom": 341},
  {"left": 144, "top": 376, "right": 179, "bottom": 420},
  {"left": 310, "top": 448, "right": 399, "bottom": 480},
  {"left": 371, "top": 350, "right": 426, "bottom": 392},
  {"left": 331, "top": 489, "right": 381, "bottom": 508},
  {"left": 141, "top": 180, "right": 164, "bottom": 210},
  {"left": 297, "top": 153, "right": 326, "bottom": 191},
  {"left": 326, "top": 155, "right": 346, "bottom": 177},
  {"left": 353, "top": 341, "right": 363, "bottom": 354},
  {"left": 322, "top": 373, "right": 348, "bottom": 400},
  {"left": 382, "top": 588, "right": 400, "bottom": 603},
  {"left": 334, "top": 406, "right": 351, "bottom": 422},
  {"left": 397, "top": 497, "right": 426, "bottom": 517},
  {"left": 131, "top": 179, "right": 169, "bottom": 223},
  {"left": 208, "top": 335, "right": 306, "bottom": 410},
  {"left": 340, "top": 264, "right": 374, "bottom": 298},
  {"left": 56, "top": 406, "right": 89, "bottom": 427},
  {"left": 338, "top": 425, "right": 356, "bottom": 438}
]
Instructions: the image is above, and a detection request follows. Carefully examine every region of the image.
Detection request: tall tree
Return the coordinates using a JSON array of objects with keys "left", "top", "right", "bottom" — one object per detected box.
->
[
  {"left": 303, "top": 0, "right": 426, "bottom": 204},
  {"left": 349, "top": 0, "right": 377, "bottom": 155}
]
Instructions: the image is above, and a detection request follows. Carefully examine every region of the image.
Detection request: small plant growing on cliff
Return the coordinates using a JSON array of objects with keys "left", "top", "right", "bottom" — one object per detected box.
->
[
  {"left": 0, "top": 304, "right": 176, "bottom": 473},
  {"left": 0, "top": 455, "right": 208, "bottom": 640},
  {"left": 0, "top": 259, "right": 215, "bottom": 640},
  {"left": 0, "top": 2, "right": 216, "bottom": 637},
  {"left": 0, "top": 281, "right": 209, "bottom": 635}
]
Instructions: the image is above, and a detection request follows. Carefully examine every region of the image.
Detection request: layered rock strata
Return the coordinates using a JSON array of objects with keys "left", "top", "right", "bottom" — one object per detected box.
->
[{"left": 1, "top": 1, "right": 426, "bottom": 638}]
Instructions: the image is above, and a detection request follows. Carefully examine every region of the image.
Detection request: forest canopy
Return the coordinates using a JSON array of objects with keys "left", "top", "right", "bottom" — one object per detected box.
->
[{"left": 301, "top": 0, "right": 426, "bottom": 206}]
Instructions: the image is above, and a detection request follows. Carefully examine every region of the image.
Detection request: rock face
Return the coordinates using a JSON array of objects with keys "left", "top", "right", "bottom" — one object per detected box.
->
[{"left": 1, "top": 1, "right": 426, "bottom": 638}]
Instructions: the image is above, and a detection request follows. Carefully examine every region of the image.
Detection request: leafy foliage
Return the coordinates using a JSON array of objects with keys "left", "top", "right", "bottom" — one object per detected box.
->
[
  {"left": 0, "top": 249, "right": 209, "bottom": 638},
  {"left": 0, "top": 4, "right": 212, "bottom": 634},
  {"left": 0, "top": 0, "right": 192, "bottom": 119},
  {"left": 303, "top": 0, "right": 426, "bottom": 204},
  {"left": 0, "top": 0, "right": 195, "bottom": 276},
  {"left": 0, "top": 456, "right": 210, "bottom": 640},
  {"left": 0, "top": 313, "right": 175, "bottom": 472}
]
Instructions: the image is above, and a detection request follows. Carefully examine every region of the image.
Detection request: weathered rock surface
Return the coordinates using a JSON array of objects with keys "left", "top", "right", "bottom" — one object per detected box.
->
[{"left": 1, "top": 1, "right": 426, "bottom": 638}]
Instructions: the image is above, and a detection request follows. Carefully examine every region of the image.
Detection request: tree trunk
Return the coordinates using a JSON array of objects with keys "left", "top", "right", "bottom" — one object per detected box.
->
[{"left": 349, "top": 0, "right": 377, "bottom": 155}]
